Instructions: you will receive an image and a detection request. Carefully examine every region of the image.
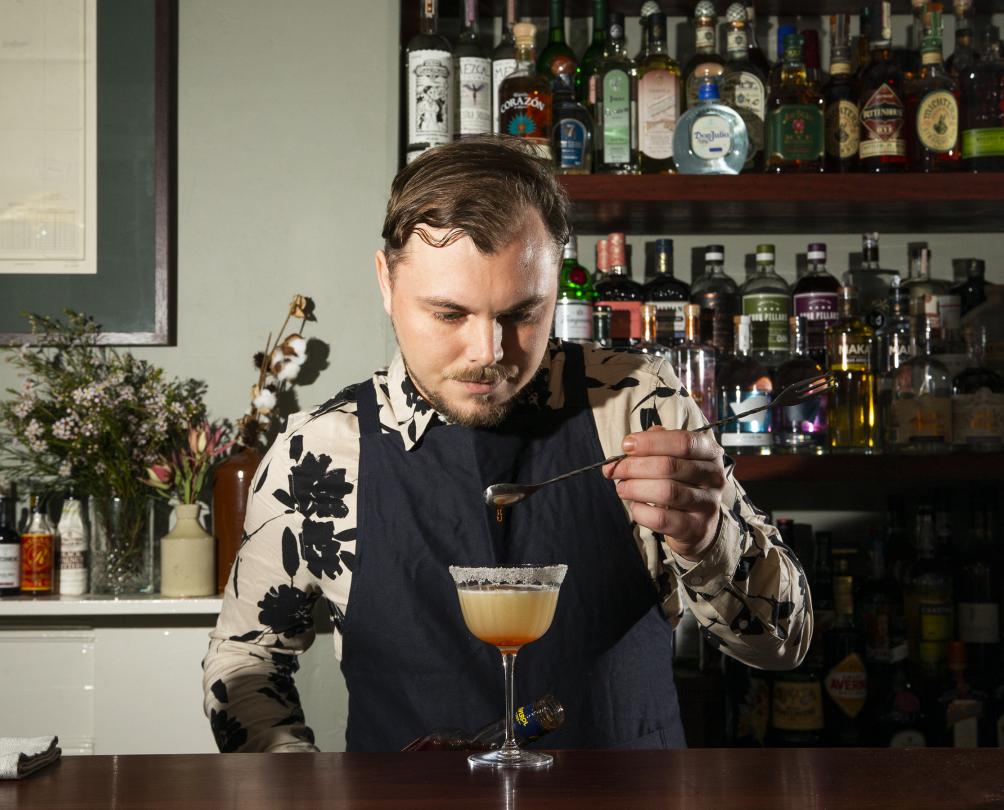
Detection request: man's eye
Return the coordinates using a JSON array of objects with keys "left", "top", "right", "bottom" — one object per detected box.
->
[
  {"left": 433, "top": 311, "right": 465, "bottom": 322},
  {"left": 501, "top": 310, "right": 535, "bottom": 324}
]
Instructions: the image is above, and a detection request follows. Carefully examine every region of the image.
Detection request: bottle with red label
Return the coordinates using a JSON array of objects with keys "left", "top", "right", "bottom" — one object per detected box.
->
[
  {"left": 823, "top": 547, "right": 868, "bottom": 745},
  {"left": 20, "top": 494, "right": 54, "bottom": 594},
  {"left": 858, "top": 1, "right": 907, "bottom": 171},
  {"left": 594, "top": 232, "right": 644, "bottom": 347}
]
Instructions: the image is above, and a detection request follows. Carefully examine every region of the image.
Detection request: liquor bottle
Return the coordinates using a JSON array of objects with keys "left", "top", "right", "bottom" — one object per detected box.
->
[
  {"left": 765, "top": 34, "right": 825, "bottom": 172},
  {"left": 854, "top": 5, "right": 872, "bottom": 76},
  {"left": 491, "top": 0, "right": 517, "bottom": 135},
  {"left": 905, "top": 5, "right": 961, "bottom": 172},
  {"left": 57, "top": 493, "right": 88, "bottom": 596},
  {"left": 938, "top": 642, "right": 987, "bottom": 747},
  {"left": 889, "top": 315, "right": 953, "bottom": 452},
  {"left": 594, "top": 232, "right": 644, "bottom": 347},
  {"left": 595, "top": 12, "right": 638, "bottom": 174},
  {"left": 674, "top": 304, "right": 718, "bottom": 424},
  {"left": 825, "top": 286, "right": 877, "bottom": 452},
  {"left": 402, "top": 694, "right": 566, "bottom": 750},
  {"left": 870, "top": 652, "right": 927, "bottom": 747},
  {"left": 635, "top": 1, "right": 661, "bottom": 64},
  {"left": 721, "top": 3, "right": 767, "bottom": 172},
  {"left": 960, "top": 26, "right": 1004, "bottom": 172},
  {"left": 0, "top": 489, "right": 20, "bottom": 597},
  {"left": 552, "top": 82, "right": 594, "bottom": 174},
  {"left": 823, "top": 550, "right": 868, "bottom": 745},
  {"left": 769, "top": 25, "right": 797, "bottom": 87},
  {"left": 741, "top": 243, "right": 791, "bottom": 366},
  {"left": 717, "top": 315, "right": 773, "bottom": 455},
  {"left": 793, "top": 242, "right": 841, "bottom": 365},
  {"left": 955, "top": 500, "right": 1001, "bottom": 695},
  {"left": 554, "top": 235, "right": 596, "bottom": 344},
  {"left": 635, "top": 304, "right": 673, "bottom": 358},
  {"left": 692, "top": 245, "right": 740, "bottom": 356},
  {"left": 637, "top": 12, "right": 681, "bottom": 174},
  {"left": 824, "top": 15, "right": 860, "bottom": 172},
  {"left": 842, "top": 232, "right": 896, "bottom": 331},
  {"left": 744, "top": 6, "right": 770, "bottom": 76},
  {"left": 593, "top": 305, "right": 613, "bottom": 349},
  {"left": 857, "top": 528, "right": 907, "bottom": 674},
  {"left": 950, "top": 258, "right": 987, "bottom": 317},
  {"left": 902, "top": 245, "right": 946, "bottom": 307},
  {"left": 499, "top": 23, "right": 553, "bottom": 158},
  {"left": 876, "top": 277, "right": 913, "bottom": 448},
  {"left": 577, "top": 0, "right": 607, "bottom": 108},
  {"left": 594, "top": 236, "right": 609, "bottom": 284},
  {"left": 537, "top": 0, "right": 577, "bottom": 93},
  {"left": 952, "top": 327, "right": 1004, "bottom": 451},
  {"left": 20, "top": 494, "right": 54, "bottom": 594},
  {"left": 771, "top": 317, "right": 827, "bottom": 453},
  {"left": 644, "top": 239, "right": 690, "bottom": 346},
  {"left": 725, "top": 656, "right": 770, "bottom": 746},
  {"left": 672, "top": 78, "right": 750, "bottom": 175},
  {"left": 908, "top": 0, "right": 926, "bottom": 77},
  {"left": 858, "top": 1, "right": 907, "bottom": 171},
  {"left": 802, "top": 30, "right": 823, "bottom": 87},
  {"left": 928, "top": 293, "right": 969, "bottom": 380},
  {"left": 903, "top": 505, "right": 954, "bottom": 688},
  {"left": 683, "top": 1, "right": 727, "bottom": 110},
  {"left": 944, "top": 0, "right": 975, "bottom": 79},
  {"left": 405, "top": 0, "right": 454, "bottom": 163},
  {"left": 453, "top": 0, "right": 491, "bottom": 139}
]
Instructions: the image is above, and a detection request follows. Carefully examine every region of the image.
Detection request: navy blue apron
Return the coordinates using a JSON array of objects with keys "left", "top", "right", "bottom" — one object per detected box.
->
[{"left": 341, "top": 343, "right": 685, "bottom": 750}]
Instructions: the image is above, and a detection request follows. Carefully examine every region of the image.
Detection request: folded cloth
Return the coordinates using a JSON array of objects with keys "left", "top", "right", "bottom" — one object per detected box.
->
[{"left": 0, "top": 736, "right": 61, "bottom": 779}]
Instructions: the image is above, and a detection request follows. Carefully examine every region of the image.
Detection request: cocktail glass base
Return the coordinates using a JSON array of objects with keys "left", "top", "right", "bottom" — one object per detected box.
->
[{"left": 467, "top": 749, "right": 553, "bottom": 769}]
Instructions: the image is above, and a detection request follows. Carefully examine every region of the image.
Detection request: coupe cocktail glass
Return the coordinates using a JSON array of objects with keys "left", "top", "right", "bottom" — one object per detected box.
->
[{"left": 448, "top": 564, "right": 567, "bottom": 768}]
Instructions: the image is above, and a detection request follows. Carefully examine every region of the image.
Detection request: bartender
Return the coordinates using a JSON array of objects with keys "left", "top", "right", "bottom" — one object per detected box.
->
[{"left": 202, "top": 136, "right": 812, "bottom": 752}]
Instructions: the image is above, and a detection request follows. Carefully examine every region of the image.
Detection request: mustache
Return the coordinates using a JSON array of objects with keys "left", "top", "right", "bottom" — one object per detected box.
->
[{"left": 445, "top": 365, "right": 519, "bottom": 384}]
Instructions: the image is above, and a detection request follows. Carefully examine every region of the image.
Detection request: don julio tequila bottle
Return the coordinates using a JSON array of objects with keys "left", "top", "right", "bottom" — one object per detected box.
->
[{"left": 825, "top": 286, "right": 877, "bottom": 452}]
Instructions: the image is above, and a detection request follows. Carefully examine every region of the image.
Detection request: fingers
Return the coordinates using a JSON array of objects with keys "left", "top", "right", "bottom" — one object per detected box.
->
[
  {"left": 604, "top": 454, "right": 727, "bottom": 490},
  {"left": 621, "top": 427, "right": 722, "bottom": 462},
  {"left": 616, "top": 477, "right": 720, "bottom": 513},
  {"left": 628, "top": 501, "right": 709, "bottom": 544}
]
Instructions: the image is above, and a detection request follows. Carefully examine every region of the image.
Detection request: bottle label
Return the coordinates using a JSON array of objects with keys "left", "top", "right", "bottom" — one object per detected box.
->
[
  {"left": 948, "top": 700, "right": 981, "bottom": 748},
  {"left": 958, "top": 602, "right": 1001, "bottom": 644},
  {"left": 696, "top": 298, "right": 735, "bottom": 355},
  {"left": 860, "top": 82, "right": 905, "bottom": 158},
  {"left": 771, "top": 679, "right": 824, "bottom": 731},
  {"left": 601, "top": 69, "right": 632, "bottom": 164},
  {"left": 726, "top": 29, "right": 749, "bottom": 54},
  {"left": 825, "top": 99, "right": 860, "bottom": 159},
  {"left": 825, "top": 653, "right": 867, "bottom": 718},
  {"left": 863, "top": 607, "right": 892, "bottom": 663},
  {"left": 553, "top": 300, "right": 593, "bottom": 341},
  {"left": 891, "top": 395, "right": 952, "bottom": 445},
  {"left": 638, "top": 70, "right": 678, "bottom": 160},
  {"left": 500, "top": 91, "right": 548, "bottom": 141},
  {"left": 829, "top": 335, "right": 873, "bottom": 371},
  {"left": 492, "top": 58, "right": 518, "bottom": 133},
  {"left": 20, "top": 533, "right": 53, "bottom": 592},
  {"left": 722, "top": 71, "right": 765, "bottom": 167},
  {"left": 720, "top": 390, "right": 772, "bottom": 439},
  {"left": 558, "top": 118, "right": 589, "bottom": 168},
  {"left": 952, "top": 390, "right": 1004, "bottom": 446},
  {"left": 743, "top": 293, "right": 791, "bottom": 354},
  {"left": 514, "top": 703, "right": 545, "bottom": 740},
  {"left": 685, "top": 64, "right": 725, "bottom": 108},
  {"left": 695, "top": 25, "right": 716, "bottom": 52},
  {"left": 690, "top": 114, "right": 734, "bottom": 160},
  {"left": 961, "top": 127, "right": 1004, "bottom": 159},
  {"left": 793, "top": 291, "right": 839, "bottom": 353},
  {"left": 0, "top": 545, "right": 20, "bottom": 588},
  {"left": 917, "top": 602, "right": 952, "bottom": 668},
  {"left": 916, "top": 90, "right": 958, "bottom": 153},
  {"left": 651, "top": 300, "right": 687, "bottom": 344},
  {"left": 768, "top": 104, "right": 824, "bottom": 161},
  {"left": 599, "top": 300, "right": 641, "bottom": 341},
  {"left": 455, "top": 56, "right": 491, "bottom": 136},
  {"left": 408, "top": 50, "right": 453, "bottom": 147}
]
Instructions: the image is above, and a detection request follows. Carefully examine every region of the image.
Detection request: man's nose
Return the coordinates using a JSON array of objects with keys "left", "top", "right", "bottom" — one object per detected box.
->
[{"left": 468, "top": 318, "right": 504, "bottom": 367}]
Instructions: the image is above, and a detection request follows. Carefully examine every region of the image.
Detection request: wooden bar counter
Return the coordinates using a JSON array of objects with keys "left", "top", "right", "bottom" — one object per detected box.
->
[{"left": 3, "top": 749, "right": 1003, "bottom": 809}]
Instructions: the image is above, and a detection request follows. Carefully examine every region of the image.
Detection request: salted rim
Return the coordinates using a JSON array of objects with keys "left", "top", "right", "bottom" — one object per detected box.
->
[{"left": 448, "top": 564, "right": 568, "bottom": 586}]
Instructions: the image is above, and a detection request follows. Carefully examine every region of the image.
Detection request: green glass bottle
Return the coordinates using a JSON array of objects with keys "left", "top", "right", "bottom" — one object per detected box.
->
[
  {"left": 553, "top": 234, "right": 597, "bottom": 344},
  {"left": 766, "top": 33, "right": 825, "bottom": 172},
  {"left": 537, "top": 0, "right": 577, "bottom": 93},
  {"left": 595, "top": 12, "right": 638, "bottom": 174},
  {"left": 576, "top": 0, "right": 607, "bottom": 108}
]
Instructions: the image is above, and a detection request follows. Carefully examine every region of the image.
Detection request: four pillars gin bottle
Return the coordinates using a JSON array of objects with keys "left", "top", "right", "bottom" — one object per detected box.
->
[{"left": 717, "top": 314, "right": 773, "bottom": 455}]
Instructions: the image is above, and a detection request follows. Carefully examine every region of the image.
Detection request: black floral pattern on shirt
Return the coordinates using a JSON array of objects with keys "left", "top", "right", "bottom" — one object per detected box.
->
[
  {"left": 274, "top": 452, "right": 353, "bottom": 520},
  {"left": 257, "top": 584, "right": 316, "bottom": 638},
  {"left": 210, "top": 709, "right": 248, "bottom": 753}
]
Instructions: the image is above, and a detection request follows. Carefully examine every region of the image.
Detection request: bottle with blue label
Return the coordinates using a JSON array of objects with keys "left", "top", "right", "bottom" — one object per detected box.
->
[
  {"left": 552, "top": 83, "right": 593, "bottom": 174},
  {"left": 717, "top": 314, "right": 773, "bottom": 454},
  {"left": 673, "top": 77, "right": 749, "bottom": 174}
]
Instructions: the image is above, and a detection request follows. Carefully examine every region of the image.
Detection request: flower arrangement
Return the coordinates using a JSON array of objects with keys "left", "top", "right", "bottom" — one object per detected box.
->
[{"left": 145, "top": 421, "right": 234, "bottom": 504}]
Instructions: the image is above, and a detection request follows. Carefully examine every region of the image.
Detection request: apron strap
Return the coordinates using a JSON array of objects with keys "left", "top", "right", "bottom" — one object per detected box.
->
[
  {"left": 559, "top": 341, "right": 589, "bottom": 410},
  {"left": 355, "top": 379, "right": 381, "bottom": 437}
]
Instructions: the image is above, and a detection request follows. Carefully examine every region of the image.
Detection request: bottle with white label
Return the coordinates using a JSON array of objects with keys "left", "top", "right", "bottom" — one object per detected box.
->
[
  {"left": 553, "top": 235, "right": 596, "bottom": 344},
  {"left": 673, "top": 77, "right": 749, "bottom": 174},
  {"left": 637, "top": 12, "right": 680, "bottom": 174},
  {"left": 491, "top": 0, "right": 517, "bottom": 135},
  {"left": 716, "top": 314, "right": 773, "bottom": 454},
  {"left": 720, "top": 3, "right": 766, "bottom": 171},
  {"left": 57, "top": 493, "right": 88, "bottom": 596},
  {"left": 0, "top": 491, "right": 20, "bottom": 596},
  {"left": 405, "top": 0, "right": 453, "bottom": 163},
  {"left": 453, "top": 0, "right": 490, "bottom": 138},
  {"left": 683, "top": 0, "right": 726, "bottom": 110},
  {"left": 890, "top": 315, "right": 953, "bottom": 452},
  {"left": 793, "top": 243, "right": 842, "bottom": 365},
  {"left": 595, "top": 11, "right": 638, "bottom": 174}
]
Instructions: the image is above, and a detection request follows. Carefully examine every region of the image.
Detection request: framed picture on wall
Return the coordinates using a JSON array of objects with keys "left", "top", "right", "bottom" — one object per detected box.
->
[{"left": 0, "top": 0, "right": 176, "bottom": 345}]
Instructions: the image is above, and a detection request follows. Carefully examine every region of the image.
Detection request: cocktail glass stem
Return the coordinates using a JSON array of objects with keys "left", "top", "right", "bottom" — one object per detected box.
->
[{"left": 500, "top": 650, "right": 519, "bottom": 760}]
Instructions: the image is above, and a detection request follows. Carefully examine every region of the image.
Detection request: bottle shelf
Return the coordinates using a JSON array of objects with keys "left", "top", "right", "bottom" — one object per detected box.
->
[
  {"left": 470, "top": 1, "right": 945, "bottom": 20},
  {"left": 557, "top": 174, "right": 1004, "bottom": 234},
  {"left": 730, "top": 450, "right": 1004, "bottom": 481}
]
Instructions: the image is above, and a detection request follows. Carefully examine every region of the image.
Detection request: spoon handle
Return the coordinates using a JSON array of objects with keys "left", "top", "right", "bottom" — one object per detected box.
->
[{"left": 537, "top": 453, "right": 628, "bottom": 487}]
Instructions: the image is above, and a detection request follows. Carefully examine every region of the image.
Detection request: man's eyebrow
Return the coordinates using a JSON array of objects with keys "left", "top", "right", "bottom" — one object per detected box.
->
[{"left": 417, "top": 295, "right": 547, "bottom": 315}]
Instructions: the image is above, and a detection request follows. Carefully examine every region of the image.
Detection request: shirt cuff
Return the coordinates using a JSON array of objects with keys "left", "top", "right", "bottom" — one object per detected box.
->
[{"left": 668, "top": 506, "right": 741, "bottom": 597}]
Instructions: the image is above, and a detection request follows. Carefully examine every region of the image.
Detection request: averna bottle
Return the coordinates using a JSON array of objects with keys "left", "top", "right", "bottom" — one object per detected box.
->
[
  {"left": 644, "top": 239, "right": 690, "bottom": 346},
  {"left": 822, "top": 550, "right": 868, "bottom": 746},
  {"left": 740, "top": 243, "right": 791, "bottom": 366},
  {"left": 0, "top": 488, "right": 20, "bottom": 597},
  {"left": 491, "top": 0, "right": 517, "bottom": 134},
  {"left": 595, "top": 12, "right": 638, "bottom": 174},
  {"left": 717, "top": 315, "right": 773, "bottom": 455},
  {"left": 637, "top": 12, "right": 682, "bottom": 174},
  {"left": 683, "top": 1, "right": 726, "bottom": 110},
  {"left": 553, "top": 234, "right": 596, "bottom": 344},
  {"left": 402, "top": 694, "right": 566, "bottom": 751},
  {"left": 793, "top": 242, "right": 841, "bottom": 366},
  {"left": 721, "top": 3, "right": 767, "bottom": 172},
  {"left": 454, "top": 0, "right": 491, "bottom": 139},
  {"left": 20, "top": 494, "right": 55, "bottom": 594},
  {"left": 766, "top": 34, "right": 825, "bottom": 172},
  {"left": 405, "top": 0, "right": 453, "bottom": 163},
  {"left": 772, "top": 316, "right": 827, "bottom": 454},
  {"left": 674, "top": 304, "right": 718, "bottom": 424},
  {"left": 691, "top": 244, "right": 740, "bottom": 356},
  {"left": 858, "top": 1, "right": 907, "bottom": 171},
  {"left": 672, "top": 78, "right": 750, "bottom": 175},
  {"left": 825, "top": 286, "right": 877, "bottom": 453},
  {"left": 824, "top": 15, "right": 860, "bottom": 172},
  {"left": 537, "top": 0, "right": 578, "bottom": 92},
  {"left": 499, "top": 23, "right": 553, "bottom": 158}
]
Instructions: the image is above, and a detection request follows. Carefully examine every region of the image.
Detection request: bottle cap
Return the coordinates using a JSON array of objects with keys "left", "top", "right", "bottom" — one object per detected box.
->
[
  {"left": 607, "top": 232, "right": 626, "bottom": 267},
  {"left": 756, "top": 243, "right": 775, "bottom": 262},
  {"left": 607, "top": 10, "right": 625, "bottom": 38},
  {"left": 726, "top": 3, "right": 747, "bottom": 23},
  {"left": 640, "top": 0, "right": 662, "bottom": 17},
  {"left": 705, "top": 244, "right": 725, "bottom": 261},
  {"left": 595, "top": 305, "right": 612, "bottom": 314},
  {"left": 783, "top": 32, "right": 803, "bottom": 54},
  {"left": 563, "top": 234, "right": 578, "bottom": 259},
  {"left": 698, "top": 78, "right": 721, "bottom": 100},
  {"left": 655, "top": 238, "right": 674, "bottom": 253},
  {"left": 513, "top": 22, "right": 536, "bottom": 45},
  {"left": 807, "top": 243, "right": 826, "bottom": 261},
  {"left": 595, "top": 238, "right": 609, "bottom": 272},
  {"left": 694, "top": 0, "right": 717, "bottom": 20}
]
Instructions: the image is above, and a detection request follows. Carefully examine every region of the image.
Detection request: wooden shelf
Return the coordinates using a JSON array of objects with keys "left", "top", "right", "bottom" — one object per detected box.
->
[
  {"left": 730, "top": 451, "right": 1004, "bottom": 482},
  {"left": 558, "top": 174, "right": 1004, "bottom": 234}
]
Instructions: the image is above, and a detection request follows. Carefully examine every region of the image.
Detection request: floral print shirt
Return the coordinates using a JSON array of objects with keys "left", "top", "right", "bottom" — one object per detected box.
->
[{"left": 203, "top": 341, "right": 812, "bottom": 752}]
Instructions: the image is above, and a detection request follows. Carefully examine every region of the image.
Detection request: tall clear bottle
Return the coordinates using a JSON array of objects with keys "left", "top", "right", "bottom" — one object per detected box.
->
[
  {"left": 594, "top": 232, "right": 645, "bottom": 347},
  {"left": 876, "top": 277, "right": 913, "bottom": 448},
  {"left": 553, "top": 234, "right": 596, "bottom": 344},
  {"left": 824, "top": 15, "right": 860, "bottom": 172},
  {"left": 638, "top": 12, "right": 682, "bottom": 174},
  {"left": 644, "top": 239, "right": 690, "bottom": 346},
  {"left": 675, "top": 304, "right": 718, "bottom": 424},
  {"left": 717, "top": 315, "right": 773, "bottom": 455},
  {"left": 577, "top": 0, "right": 608, "bottom": 109},
  {"left": 499, "top": 23, "right": 553, "bottom": 158},
  {"left": 454, "top": 0, "right": 491, "bottom": 138},
  {"left": 405, "top": 0, "right": 453, "bottom": 163},
  {"left": 858, "top": 1, "right": 907, "bottom": 171},
  {"left": 692, "top": 245, "right": 740, "bottom": 356},
  {"left": 683, "top": 1, "right": 727, "bottom": 110},
  {"left": 793, "top": 242, "right": 841, "bottom": 365},
  {"left": 741, "top": 243, "right": 792, "bottom": 367},
  {"left": 951, "top": 327, "right": 1004, "bottom": 451},
  {"left": 890, "top": 315, "right": 953, "bottom": 452},
  {"left": 843, "top": 232, "right": 897, "bottom": 331},
  {"left": 595, "top": 12, "right": 638, "bottom": 173},
  {"left": 635, "top": 304, "right": 673, "bottom": 358},
  {"left": 721, "top": 3, "right": 767, "bottom": 171},
  {"left": 825, "top": 286, "right": 877, "bottom": 452},
  {"left": 772, "top": 316, "right": 827, "bottom": 453},
  {"left": 491, "top": 0, "right": 517, "bottom": 135}
]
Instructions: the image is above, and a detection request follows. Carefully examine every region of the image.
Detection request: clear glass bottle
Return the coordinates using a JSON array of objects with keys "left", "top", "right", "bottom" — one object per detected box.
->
[
  {"left": 945, "top": 0, "right": 975, "bottom": 80},
  {"left": 675, "top": 304, "right": 718, "bottom": 424},
  {"left": 824, "top": 15, "right": 860, "bottom": 172},
  {"left": 793, "top": 242, "right": 841, "bottom": 365},
  {"left": 960, "top": 26, "right": 1004, "bottom": 171},
  {"left": 721, "top": 3, "right": 767, "bottom": 172},
  {"left": 890, "top": 315, "right": 953, "bottom": 452},
  {"left": 0, "top": 488, "right": 20, "bottom": 597},
  {"left": 577, "top": 0, "right": 607, "bottom": 109},
  {"left": 595, "top": 12, "right": 638, "bottom": 174},
  {"left": 766, "top": 33, "right": 825, "bottom": 172},
  {"left": 499, "top": 23, "right": 553, "bottom": 158},
  {"left": 952, "top": 327, "right": 1004, "bottom": 451},
  {"left": 19, "top": 494, "right": 54, "bottom": 594},
  {"left": 683, "top": 1, "right": 727, "bottom": 110},
  {"left": 772, "top": 316, "right": 827, "bottom": 453},
  {"left": 691, "top": 244, "right": 740, "bottom": 356},
  {"left": 637, "top": 12, "right": 682, "bottom": 174},
  {"left": 717, "top": 314, "right": 773, "bottom": 454},
  {"left": 552, "top": 82, "right": 594, "bottom": 174},
  {"left": 858, "top": 1, "right": 908, "bottom": 171},
  {"left": 902, "top": 246, "right": 948, "bottom": 308},
  {"left": 644, "top": 239, "right": 690, "bottom": 346},
  {"left": 635, "top": 304, "right": 673, "bottom": 358},
  {"left": 876, "top": 276, "right": 913, "bottom": 448},
  {"left": 405, "top": 0, "right": 453, "bottom": 162},
  {"left": 454, "top": 0, "right": 491, "bottom": 138},
  {"left": 825, "top": 286, "right": 877, "bottom": 453},
  {"left": 554, "top": 234, "right": 596, "bottom": 344},
  {"left": 594, "top": 232, "right": 645, "bottom": 347},
  {"left": 741, "top": 243, "right": 791, "bottom": 366},
  {"left": 491, "top": 0, "right": 517, "bottom": 135},
  {"left": 672, "top": 78, "right": 750, "bottom": 174},
  {"left": 843, "top": 232, "right": 897, "bottom": 331},
  {"left": 537, "top": 0, "right": 578, "bottom": 93}
]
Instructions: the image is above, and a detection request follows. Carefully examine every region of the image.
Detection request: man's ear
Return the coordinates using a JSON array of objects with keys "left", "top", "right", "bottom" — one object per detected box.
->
[{"left": 375, "top": 250, "right": 393, "bottom": 317}]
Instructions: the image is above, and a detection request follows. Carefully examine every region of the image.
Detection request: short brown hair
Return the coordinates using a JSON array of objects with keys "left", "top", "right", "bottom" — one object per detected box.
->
[{"left": 381, "top": 136, "right": 571, "bottom": 275}]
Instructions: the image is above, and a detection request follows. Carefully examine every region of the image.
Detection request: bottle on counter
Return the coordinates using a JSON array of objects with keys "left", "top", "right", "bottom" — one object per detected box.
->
[
  {"left": 0, "top": 488, "right": 20, "bottom": 597},
  {"left": 595, "top": 12, "right": 638, "bottom": 174},
  {"left": 637, "top": 12, "right": 682, "bottom": 174},
  {"left": 743, "top": 5, "right": 770, "bottom": 76},
  {"left": 876, "top": 277, "right": 913, "bottom": 448},
  {"left": 491, "top": 0, "right": 518, "bottom": 134},
  {"left": 405, "top": 0, "right": 453, "bottom": 163},
  {"left": 842, "top": 232, "right": 897, "bottom": 332},
  {"left": 57, "top": 492, "right": 88, "bottom": 596},
  {"left": 938, "top": 642, "right": 988, "bottom": 747},
  {"left": 823, "top": 548, "right": 868, "bottom": 745},
  {"left": 717, "top": 314, "right": 773, "bottom": 455},
  {"left": 945, "top": 0, "right": 975, "bottom": 79},
  {"left": 20, "top": 493, "right": 55, "bottom": 595},
  {"left": 692, "top": 245, "right": 740, "bottom": 356},
  {"left": 771, "top": 316, "right": 827, "bottom": 454},
  {"left": 889, "top": 312, "right": 953, "bottom": 452},
  {"left": 552, "top": 81, "right": 594, "bottom": 174},
  {"left": 499, "top": 23, "right": 553, "bottom": 158},
  {"left": 593, "top": 305, "right": 613, "bottom": 349},
  {"left": 825, "top": 286, "right": 877, "bottom": 453},
  {"left": 453, "top": 0, "right": 491, "bottom": 139},
  {"left": 950, "top": 259, "right": 987, "bottom": 317}
]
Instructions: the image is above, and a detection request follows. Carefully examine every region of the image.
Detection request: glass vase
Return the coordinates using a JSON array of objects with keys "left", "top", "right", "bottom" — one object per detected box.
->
[{"left": 88, "top": 496, "right": 155, "bottom": 595}]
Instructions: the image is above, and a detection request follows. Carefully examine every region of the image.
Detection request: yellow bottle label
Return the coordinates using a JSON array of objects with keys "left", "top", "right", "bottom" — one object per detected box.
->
[
  {"left": 772, "top": 679, "right": 824, "bottom": 731},
  {"left": 825, "top": 653, "right": 868, "bottom": 718},
  {"left": 892, "top": 395, "right": 952, "bottom": 445},
  {"left": 826, "top": 99, "right": 860, "bottom": 159},
  {"left": 916, "top": 90, "right": 958, "bottom": 153},
  {"left": 20, "top": 533, "right": 53, "bottom": 591}
]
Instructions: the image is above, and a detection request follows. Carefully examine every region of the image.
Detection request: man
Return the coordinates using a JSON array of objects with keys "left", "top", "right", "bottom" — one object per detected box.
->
[{"left": 202, "top": 136, "right": 811, "bottom": 752}]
